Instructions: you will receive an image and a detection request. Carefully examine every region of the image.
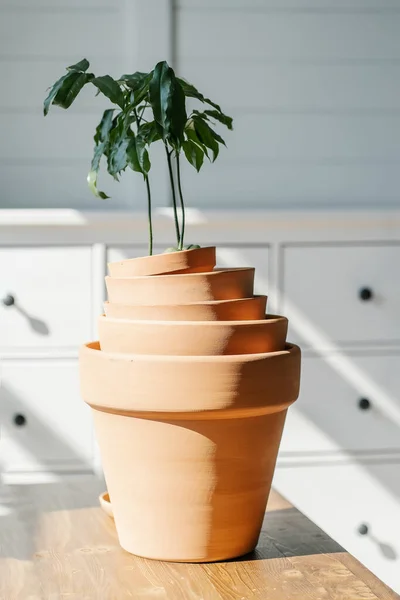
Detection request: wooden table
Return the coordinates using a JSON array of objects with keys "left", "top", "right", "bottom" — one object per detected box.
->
[{"left": 0, "top": 477, "right": 398, "bottom": 600}]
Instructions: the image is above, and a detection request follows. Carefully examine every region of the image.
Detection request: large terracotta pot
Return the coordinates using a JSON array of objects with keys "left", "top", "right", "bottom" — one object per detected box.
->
[{"left": 79, "top": 246, "right": 301, "bottom": 562}]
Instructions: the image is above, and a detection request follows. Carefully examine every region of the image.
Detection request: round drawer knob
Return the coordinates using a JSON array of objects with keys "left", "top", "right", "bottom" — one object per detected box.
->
[
  {"left": 358, "top": 523, "right": 369, "bottom": 536},
  {"left": 13, "top": 413, "right": 26, "bottom": 427},
  {"left": 358, "top": 398, "right": 371, "bottom": 410},
  {"left": 2, "top": 294, "right": 15, "bottom": 307},
  {"left": 359, "top": 287, "right": 373, "bottom": 301}
]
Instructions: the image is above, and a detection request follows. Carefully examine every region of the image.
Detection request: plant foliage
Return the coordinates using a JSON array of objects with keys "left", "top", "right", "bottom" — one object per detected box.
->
[{"left": 44, "top": 59, "right": 233, "bottom": 252}]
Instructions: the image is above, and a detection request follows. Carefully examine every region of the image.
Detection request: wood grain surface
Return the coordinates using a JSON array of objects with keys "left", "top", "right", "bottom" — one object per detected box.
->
[{"left": 0, "top": 477, "right": 398, "bottom": 600}]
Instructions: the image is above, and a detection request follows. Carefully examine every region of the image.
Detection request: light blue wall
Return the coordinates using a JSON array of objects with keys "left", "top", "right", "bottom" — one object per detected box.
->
[
  {"left": 1, "top": 0, "right": 399, "bottom": 210},
  {"left": 176, "top": 0, "right": 400, "bottom": 209}
]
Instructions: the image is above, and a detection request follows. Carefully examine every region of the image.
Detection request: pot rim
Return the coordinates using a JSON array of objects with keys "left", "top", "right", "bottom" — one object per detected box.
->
[
  {"left": 108, "top": 245, "right": 215, "bottom": 267},
  {"left": 105, "top": 267, "right": 254, "bottom": 283},
  {"left": 82, "top": 340, "right": 299, "bottom": 363},
  {"left": 80, "top": 342, "right": 301, "bottom": 416},
  {"left": 98, "top": 313, "right": 287, "bottom": 327},
  {"left": 107, "top": 246, "right": 217, "bottom": 266},
  {"left": 108, "top": 246, "right": 217, "bottom": 277},
  {"left": 103, "top": 295, "right": 267, "bottom": 308}
]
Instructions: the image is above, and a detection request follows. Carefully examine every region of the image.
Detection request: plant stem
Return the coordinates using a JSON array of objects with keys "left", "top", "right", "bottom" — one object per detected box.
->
[
  {"left": 145, "top": 175, "right": 153, "bottom": 256},
  {"left": 165, "top": 144, "right": 180, "bottom": 247},
  {"left": 138, "top": 103, "right": 147, "bottom": 122},
  {"left": 133, "top": 108, "right": 141, "bottom": 126},
  {"left": 135, "top": 107, "right": 153, "bottom": 255},
  {"left": 176, "top": 153, "right": 186, "bottom": 250}
]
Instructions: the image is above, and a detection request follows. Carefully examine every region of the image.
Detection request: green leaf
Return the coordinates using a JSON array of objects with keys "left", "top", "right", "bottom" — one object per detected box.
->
[
  {"left": 183, "top": 139, "right": 204, "bottom": 172},
  {"left": 44, "top": 67, "right": 94, "bottom": 115},
  {"left": 91, "top": 75, "right": 125, "bottom": 108},
  {"left": 44, "top": 72, "right": 71, "bottom": 115},
  {"left": 193, "top": 117, "right": 219, "bottom": 161},
  {"left": 52, "top": 71, "right": 94, "bottom": 110},
  {"left": 149, "top": 61, "right": 187, "bottom": 146},
  {"left": 204, "top": 109, "right": 233, "bottom": 130},
  {"left": 192, "top": 109, "right": 210, "bottom": 120},
  {"left": 149, "top": 62, "right": 165, "bottom": 128},
  {"left": 67, "top": 58, "right": 90, "bottom": 72},
  {"left": 87, "top": 170, "right": 109, "bottom": 199},
  {"left": 107, "top": 136, "right": 130, "bottom": 178},
  {"left": 177, "top": 77, "right": 222, "bottom": 113},
  {"left": 126, "top": 137, "right": 141, "bottom": 173},
  {"left": 191, "top": 108, "right": 233, "bottom": 131},
  {"left": 177, "top": 78, "right": 204, "bottom": 102},
  {"left": 105, "top": 112, "right": 133, "bottom": 179},
  {"left": 136, "top": 138, "right": 151, "bottom": 174},
  {"left": 137, "top": 120, "right": 162, "bottom": 145},
  {"left": 88, "top": 109, "right": 115, "bottom": 198},
  {"left": 209, "top": 127, "right": 226, "bottom": 147},
  {"left": 127, "top": 135, "right": 150, "bottom": 176},
  {"left": 119, "top": 71, "right": 149, "bottom": 90},
  {"left": 94, "top": 109, "right": 115, "bottom": 145},
  {"left": 141, "top": 147, "right": 151, "bottom": 173},
  {"left": 185, "top": 121, "right": 210, "bottom": 160},
  {"left": 121, "top": 72, "right": 152, "bottom": 109},
  {"left": 130, "top": 84, "right": 150, "bottom": 108},
  {"left": 90, "top": 141, "right": 104, "bottom": 174}
]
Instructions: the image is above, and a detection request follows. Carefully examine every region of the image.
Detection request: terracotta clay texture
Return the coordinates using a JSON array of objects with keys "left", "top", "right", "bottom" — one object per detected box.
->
[
  {"left": 80, "top": 246, "right": 301, "bottom": 562},
  {"left": 92, "top": 408, "right": 288, "bottom": 561},
  {"left": 98, "top": 315, "right": 288, "bottom": 355},
  {"left": 108, "top": 246, "right": 216, "bottom": 277},
  {"left": 103, "top": 295, "right": 267, "bottom": 322},
  {"left": 105, "top": 268, "right": 255, "bottom": 305}
]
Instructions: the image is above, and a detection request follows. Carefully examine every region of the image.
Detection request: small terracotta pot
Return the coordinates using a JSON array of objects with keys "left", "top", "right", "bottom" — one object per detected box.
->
[
  {"left": 108, "top": 246, "right": 216, "bottom": 278},
  {"left": 80, "top": 342, "right": 300, "bottom": 561},
  {"left": 106, "top": 268, "right": 255, "bottom": 305},
  {"left": 104, "top": 295, "right": 267, "bottom": 322},
  {"left": 98, "top": 314, "right": 288, "bottom": 355}
]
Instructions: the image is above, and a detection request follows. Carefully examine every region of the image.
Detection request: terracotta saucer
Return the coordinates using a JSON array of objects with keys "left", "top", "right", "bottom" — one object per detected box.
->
[{"left": 99, "top": 491, "right": 114, "bottom": 518}]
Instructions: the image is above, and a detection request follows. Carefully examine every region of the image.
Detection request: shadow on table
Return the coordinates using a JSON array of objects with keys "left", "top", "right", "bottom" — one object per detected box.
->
[
  {"left": 0, "top": 478, "right": 105, "bottom": 561},
  {"left": 234, "top": 506, "right": 344, "bottom": 562}
]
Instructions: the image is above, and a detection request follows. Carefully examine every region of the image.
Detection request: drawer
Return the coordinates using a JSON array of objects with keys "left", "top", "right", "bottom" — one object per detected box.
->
[
  {"left": 280, "top": 353, "right": 400, "bottom": 456},
  {"left": 108, "top": 245, "right": 270, "bottom": 303},
  {"left": 0, "top": 359, "right": 94, "bottom": 473},
  {"left": 282, "top": 244, "right": 400, "bottom": 346},
  {"left": 0, "top": 246, "right": 92, "bottom": 350},
  {"left": 273, "top": 462, "right": 400, "bottom": 593}
]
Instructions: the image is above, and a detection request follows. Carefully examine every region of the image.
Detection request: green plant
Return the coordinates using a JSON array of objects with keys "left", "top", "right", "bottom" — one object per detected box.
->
[{"left": 44, "top": 59, "right": 233, "bottom": 255}]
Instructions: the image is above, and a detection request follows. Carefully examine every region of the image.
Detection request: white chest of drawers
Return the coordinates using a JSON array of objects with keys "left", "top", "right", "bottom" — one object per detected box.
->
[
  {"left": 1, "top": 208, "right": 399, "bottom": 591},
  {"left": 0, "top": 246, "right": 93, "bottom": 351}
]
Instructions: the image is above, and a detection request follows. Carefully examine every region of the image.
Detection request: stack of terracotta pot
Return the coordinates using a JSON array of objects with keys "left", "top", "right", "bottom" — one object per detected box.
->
[{"left": 80, "top": 247, "right": 300, "bottom": 562}]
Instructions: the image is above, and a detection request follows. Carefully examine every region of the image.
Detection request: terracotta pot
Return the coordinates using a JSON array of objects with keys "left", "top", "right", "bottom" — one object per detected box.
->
[
  {"left": 80, "top": 343, "right": 300, "bottom": 561},
  {"left": 108, "top": 246, "right": 216, "bottom": 278},
  {"left": 80, "top": 246, "right": 301, "bottom": 562},
  {"left": 104, "top": 295, "right": 267, "bottom": 321},
  {"left": 98, "top": 314, "right": 288, "bottom": 355},
  {"left": 106, "top": 268, "right": 255, "bottom": 305}
]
